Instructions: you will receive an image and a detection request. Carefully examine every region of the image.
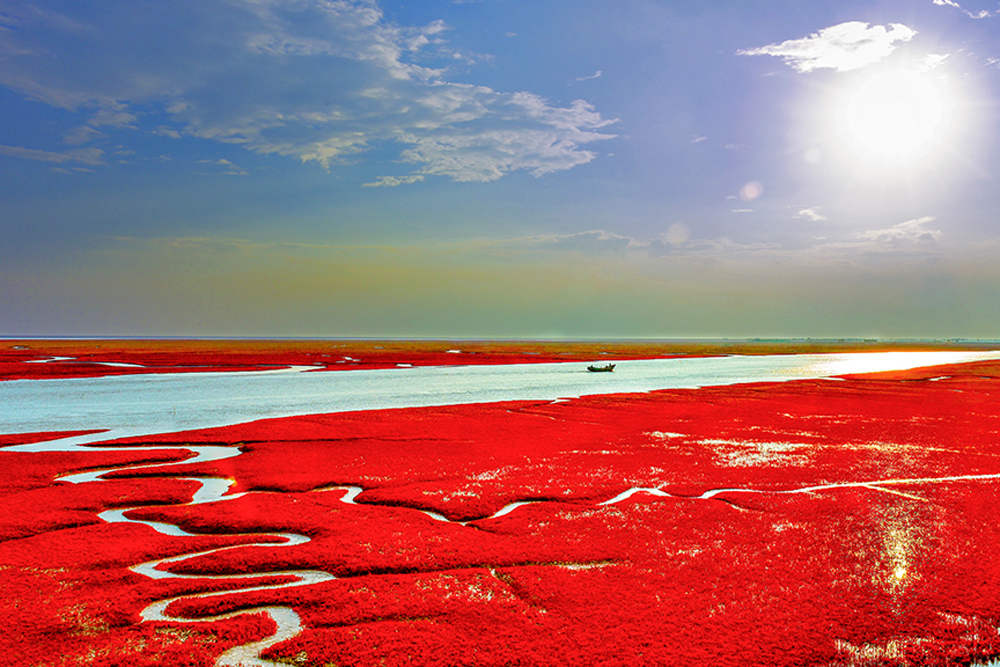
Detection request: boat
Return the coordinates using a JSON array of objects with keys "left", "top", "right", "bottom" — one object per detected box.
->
[{"left": 587, "top": 363, "right": 616, "bottom": 372}]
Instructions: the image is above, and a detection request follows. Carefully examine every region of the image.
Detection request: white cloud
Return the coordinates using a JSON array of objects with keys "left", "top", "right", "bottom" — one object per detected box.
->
[
  {"left": 859, "top": 216, "right": 942, "bottom": 243},
  {"left": 646, "top": 224, "right": 691, "bottom": 256},
  {"left": 422, "top": 20, "right": 448, "bottom": 36},
  {"left": 406, "top": 34, "right": 430, "bottom": 51},
  {"left": 0, "top": 144, "right": 104, "bottom": 165},
  {"left": 87, "top": 103, "right": 137, "bottom": 128},
  {"left": 362, "top": 174, "right": 426, "bottom": 187},
  {"left": 575, "top": 70, "right": 602, "bottom": 82},
  {"left": 797, "top": 208, "right": 827, "bottom": 222},
  {"left": 526, "top": 230, "right": 634, "bottom": 255},
  {"left": 198, "top": 158, "right": 248, "bottom": 175},
  {"left": 63, "top": 125, "right": 102, "bottom": 146},
  {"left": 921, "top": 53, "right": 951, "bottom": 70},
  {"left": 394, "top": 94, "right": 614, "bottom": 182},
  {"left": 448, "top": 225, "right": 954, "bottom": 265},
  {"left": 153, "top": 126, "right": 182, "bottom": 139},
  {"left": 932, "top": 0, "right": 996, "bottom": 19},
  {"left": 738, "top": 22, "right": 917, "bottom": 73},
  {"left": 664, "top": 223, "right": 690, "bottom": 244},
  {"left": 397, "top": 128, "right": 607, "bottom": 182},
  {"left": 0, "top": 0, "right": 616, "bottom": 183}
]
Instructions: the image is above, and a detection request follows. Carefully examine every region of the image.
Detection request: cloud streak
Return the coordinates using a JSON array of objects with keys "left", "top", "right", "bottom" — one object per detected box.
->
[
  {"left": 362, "top": 174, "right": 426, "bottom": 187},
  {"left": 0, "top": 0, "right": 616, "bottom": 183},
  {"left": 0, "top": 144, "right": 104, "bottom": 165},
  {"left": 932, "top": 0, "right": 997, "bottom": 19},
  {"left": 738, "top": 22, "right": 917, "bottom": 72},
  {"left": 797, "top": 208, "right": 827, "bottom": 222},
  {"left": 859, "top": 216, "right": 942, "bottom": 244}
]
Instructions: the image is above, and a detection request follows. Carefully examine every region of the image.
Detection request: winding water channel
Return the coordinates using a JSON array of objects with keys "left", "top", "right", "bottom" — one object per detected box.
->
[{"left": 6, "top": 350, "right": 1000, "bottom": 665}]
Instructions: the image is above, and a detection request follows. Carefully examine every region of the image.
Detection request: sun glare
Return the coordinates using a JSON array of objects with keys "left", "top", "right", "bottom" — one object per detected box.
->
[{"left": 838, "top": 69, "right": 953, "bottom": 165}]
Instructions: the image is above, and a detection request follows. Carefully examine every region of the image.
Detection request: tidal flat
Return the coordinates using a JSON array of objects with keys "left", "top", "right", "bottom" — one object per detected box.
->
[{"left": 4, "top": 339, "right": 1000, "bottom": 667}]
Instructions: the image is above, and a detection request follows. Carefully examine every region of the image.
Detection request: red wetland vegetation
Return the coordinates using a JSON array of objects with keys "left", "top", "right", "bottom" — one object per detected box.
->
[
  {"left": 4, "top": 340, "right": 1000, "bottom": 666},
  {"left": 1, "top": 337, "right": 986, "bottom": 380},
  {"left": 0, "top": 338, "right": 712, "bottom": 380}
]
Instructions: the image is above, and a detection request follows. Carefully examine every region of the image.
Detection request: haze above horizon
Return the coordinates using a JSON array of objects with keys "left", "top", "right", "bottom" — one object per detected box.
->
[{"left": 3, "top": 0, "right": 1000, "bottom": 339}]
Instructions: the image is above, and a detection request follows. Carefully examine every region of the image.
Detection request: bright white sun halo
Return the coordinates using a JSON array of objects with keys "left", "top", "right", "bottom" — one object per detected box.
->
[{"left": 838, "top": 69, "right": 953, "bottom": 165}]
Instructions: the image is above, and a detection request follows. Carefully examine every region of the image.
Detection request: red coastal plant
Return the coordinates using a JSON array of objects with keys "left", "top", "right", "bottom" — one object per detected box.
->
[{"left": 4, "top": 358, "right": 1000, "bottom": 665}]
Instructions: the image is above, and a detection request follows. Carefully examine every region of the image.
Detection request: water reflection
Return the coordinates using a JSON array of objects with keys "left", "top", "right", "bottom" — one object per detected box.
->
[{"left": 3, "top": 350, "right": 999, "bottom": 450}]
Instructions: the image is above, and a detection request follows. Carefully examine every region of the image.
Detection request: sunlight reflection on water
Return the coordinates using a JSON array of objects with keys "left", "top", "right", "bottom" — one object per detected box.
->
[{"left": 3, "top": 350, "right": 999, "bottom": 449}]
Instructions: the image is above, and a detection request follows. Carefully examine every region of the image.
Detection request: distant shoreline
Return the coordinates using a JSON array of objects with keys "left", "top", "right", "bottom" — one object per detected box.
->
[{"left": 4, "top": 336, "right": 1000, "bottom": 355}]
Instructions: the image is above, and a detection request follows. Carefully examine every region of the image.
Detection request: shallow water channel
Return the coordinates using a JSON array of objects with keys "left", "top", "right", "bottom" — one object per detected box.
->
[
  {"left": 5, "top": 350, "right": 1000, "bottom": 667},
  {"left": 5, "top": 350, "right": 1000, "bottom": 447}
]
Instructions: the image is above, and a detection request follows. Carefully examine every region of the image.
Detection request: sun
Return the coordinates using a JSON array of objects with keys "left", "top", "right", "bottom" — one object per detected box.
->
[{"left": 838, "top": 69, "right": 953, "bottom": 165}]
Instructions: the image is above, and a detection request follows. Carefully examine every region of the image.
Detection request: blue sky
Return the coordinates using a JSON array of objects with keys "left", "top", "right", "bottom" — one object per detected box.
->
[{"left": 3, "top": 0, "right": 1000, "bottom": 338}]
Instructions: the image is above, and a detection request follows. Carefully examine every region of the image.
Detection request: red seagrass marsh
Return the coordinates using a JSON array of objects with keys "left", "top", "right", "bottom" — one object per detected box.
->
[{"left": 4, "top": 340, "right": 1000, "bottom": 667}]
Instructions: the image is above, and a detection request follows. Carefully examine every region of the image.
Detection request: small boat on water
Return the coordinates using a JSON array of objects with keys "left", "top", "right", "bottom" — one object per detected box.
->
[{"left": 587, "top": 363, "right": 616, "bottom": 372}]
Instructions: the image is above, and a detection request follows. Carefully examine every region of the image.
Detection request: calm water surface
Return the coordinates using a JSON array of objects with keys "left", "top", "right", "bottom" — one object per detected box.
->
[{"left": 3, "top": 350, "right": 999, "bottom": 448}]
